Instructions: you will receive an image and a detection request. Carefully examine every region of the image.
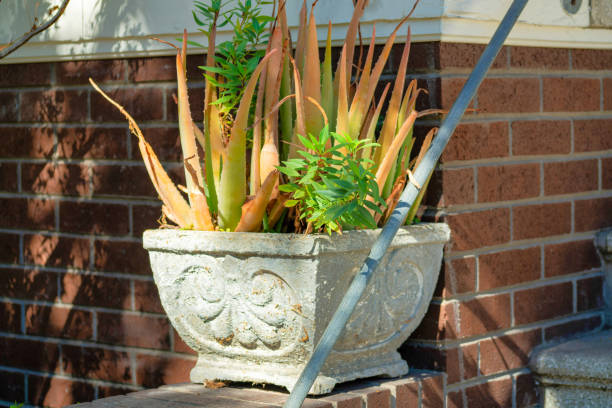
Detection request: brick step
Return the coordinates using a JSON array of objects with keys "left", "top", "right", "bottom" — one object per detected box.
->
[{"left": 66, "top": 370, "right": 444, "bottom": 408}]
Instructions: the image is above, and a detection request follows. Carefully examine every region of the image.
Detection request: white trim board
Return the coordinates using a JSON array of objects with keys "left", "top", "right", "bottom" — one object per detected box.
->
[{"left": 0, "top": 0, "right": 610, "bottom": 65}]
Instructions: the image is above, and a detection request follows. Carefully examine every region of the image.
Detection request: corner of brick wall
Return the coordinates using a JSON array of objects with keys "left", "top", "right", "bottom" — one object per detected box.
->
[
  {"left": 0, "top": 43, "right": 610, "bottom": 408},
  {"left": 403, "top": 44, "right": 611, "bottom": 408}
]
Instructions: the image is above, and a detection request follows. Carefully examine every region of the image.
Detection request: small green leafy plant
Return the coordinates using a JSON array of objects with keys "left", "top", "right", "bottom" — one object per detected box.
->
[
  {"left": 192, "top": 0, "right": 273, "bottom": 121},
  {"left": 278, "top": 127, "right": 384, "bottom": 234}
]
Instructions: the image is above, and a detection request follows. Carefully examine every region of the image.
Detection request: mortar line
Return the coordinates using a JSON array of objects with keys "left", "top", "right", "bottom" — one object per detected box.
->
[
  {"left": 432, "top": 269, "right": 603, "bottom": 302},
  {"left": 0, "top": 263, "right": 154, "bottom": 281},
  {"left": 0, "top": 297, "right": 165, "bottom": 317},
  {"left": 0, "top": 332, "right": 196, "bottom": 359}
]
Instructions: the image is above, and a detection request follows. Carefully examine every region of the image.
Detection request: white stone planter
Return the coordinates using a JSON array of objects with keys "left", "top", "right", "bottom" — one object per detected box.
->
[{"left": 143, "top": 223, "right": 450, "bottom": 394}]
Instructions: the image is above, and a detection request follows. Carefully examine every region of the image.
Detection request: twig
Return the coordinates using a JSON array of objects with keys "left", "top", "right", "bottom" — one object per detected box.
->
[{"left": 0, "top": 0, "right": 71, "bottom": 60}]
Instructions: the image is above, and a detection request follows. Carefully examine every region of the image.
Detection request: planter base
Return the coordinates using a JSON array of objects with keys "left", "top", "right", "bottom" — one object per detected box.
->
[{"left": 190, "top": 352, "right": 408, "bottom": 394}]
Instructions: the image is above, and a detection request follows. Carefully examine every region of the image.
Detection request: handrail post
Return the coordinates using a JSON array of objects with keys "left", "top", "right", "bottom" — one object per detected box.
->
[{"left": 283, "top": 0, "right": 530, "bottom": 406}]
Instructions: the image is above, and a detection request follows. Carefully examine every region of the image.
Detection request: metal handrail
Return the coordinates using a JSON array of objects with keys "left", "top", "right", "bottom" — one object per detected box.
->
[{"left": 283, "top": 0, "right": 529, "bottom": 406}]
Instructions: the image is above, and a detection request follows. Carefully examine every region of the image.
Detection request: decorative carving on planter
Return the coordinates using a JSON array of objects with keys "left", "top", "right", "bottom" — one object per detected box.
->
[
  {"left": 336, "top": 250, "right": 424, "bottom": 351},
  {"left": 173, "top": 256, "right": 301, "bottom": 353}
]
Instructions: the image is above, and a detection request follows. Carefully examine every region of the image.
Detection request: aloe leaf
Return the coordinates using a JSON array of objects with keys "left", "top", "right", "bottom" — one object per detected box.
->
[{"left": 219, "top": 50, "right": 277, "bottom": 230}]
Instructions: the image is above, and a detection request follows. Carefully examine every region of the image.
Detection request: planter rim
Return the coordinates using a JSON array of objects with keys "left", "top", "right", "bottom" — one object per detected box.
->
[{"left": 143, "top": 222, "right": 450, "bottom": 257}]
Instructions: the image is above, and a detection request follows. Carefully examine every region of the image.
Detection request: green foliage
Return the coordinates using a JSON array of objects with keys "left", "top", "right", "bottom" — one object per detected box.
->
[
  {"left": 193, "top": 0, "right": 273, "bottom": 120},
  {"left": 10, "top": 403, "right": 24, "bottom": 408},
  {"left": 278, "top": 127, "right": 385, "bottom": 234}
]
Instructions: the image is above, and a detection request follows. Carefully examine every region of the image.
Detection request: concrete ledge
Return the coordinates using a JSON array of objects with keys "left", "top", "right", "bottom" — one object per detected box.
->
[
  {"left": 67, "top": 371, "right": 444, "bottom": 408},
  {"left": 530, "top": 330, "right": 612, "bottom": 408}
]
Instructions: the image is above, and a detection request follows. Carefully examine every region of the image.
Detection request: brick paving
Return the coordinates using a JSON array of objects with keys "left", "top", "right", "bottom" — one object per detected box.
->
[{"left": 67, "top": 371, "right": 444, "bottom": 408}]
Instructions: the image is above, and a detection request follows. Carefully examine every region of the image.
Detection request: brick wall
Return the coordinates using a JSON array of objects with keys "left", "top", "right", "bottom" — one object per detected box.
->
[
  {"left": 0, "top": 43, "right": 610, "bottom": 407},
  {"left": 403, "top": 44, "right": 611, "bottom": 408}
]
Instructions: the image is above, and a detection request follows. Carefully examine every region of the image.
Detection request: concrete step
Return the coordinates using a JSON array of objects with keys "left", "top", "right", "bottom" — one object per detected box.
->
[{"left": 530, "top": 329, "right": 612, "bottom": 408}]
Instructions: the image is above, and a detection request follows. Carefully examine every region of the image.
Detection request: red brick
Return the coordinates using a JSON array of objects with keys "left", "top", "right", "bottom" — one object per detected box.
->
[
  {"left": 544, "top": 315, "right": 602, "bottom": 342},
  {"left": 447, "top": 208, "right": 510, "bottom": 251},
  {"left": 60, "top": 273, "right": 131, "bottom": 309},
  {"left": 516, "top": 373, "right": 539, "bottom": 408},
  {"left": 352, "top": 387, "right": 390, "bottom": 408},
  {"left": 412, "top": 302, "right": 458, "bottom": 341},
  {"left": 572, "top": 49, "right": 612, "bottom": 70},
  {"left": 446, "top": 391, "right": 464, "bottom": 408},
  {"left": 57, "top": 127, "right": 128, "bottom": 159},
  {"left": 167, "top": 86, "right": 205, "bottom": 122},
  {"left": 406, "top": 42, "right": 435, "bottom": 71},
  {"left": 513, "top": 202, "right": 571, "bottom": 240},
  {"left": 128, "top": 56, "right": 176, "bottom": 82},
  {"left": 605, "top": 78, "right": 612, "bottom": 111},
  {"left": 91, "top": 87, "right": 164, "bottom": 122},
  {"left": 0, "top": 126, "right": 54, "bottom": 158},
  {"left": 421, "top": 374, "right": 444, "bottom": 408},
  {"left": 25, "top": 304, "right": 93, "bottom": 340},
  {"left": 0, "top": 302, "right": 21, "bottom": 333},
  {"left": 57, "top": 59, "right": 125, "bottom": 85},
  {"left": 0, "top": 232, "right": 19, "bottom": 263},
  {"left": 94, "top": 240, "right": 151, "bottom": 275},
  {"left": 460, "top": 294, "right": 511, "bottom": 337},
  {"left": 320, "top": 392, "right": 362, "bottom": 408},
  {"left": 59, "top": 201, "right": 129, "bottom": 235},
  {"left": 0, "top": 337, "right": 60, "bottom": 372},
  {"left": 444, "top": 347, "right": 462, "bottom": 384},
  {"left": 0, "top": 268, "right": 58, "bottom": 301},
  {"left": 510, "top": 47, "right": 569, "bottom": 70},
  {"left": 22, "top": 163, "right": 89, "bottom": 195},
  {"left": 545, "top": 240, "right": 600, "bottom": 277},
  {"left": 173, "top": 332, "right": 197, "bottom": 355},
  {"left": 543, "top": 78, "right": 600, "bottom": 112},
  {"left": 479, "top": 78, "right": 540, "bottom": 113},
  {"left": 544, "top": 159, "right": 598, "bottom": 195},
  {"left": 575, "top": 197, "right": 612, "bottom": 232},
  {"left": 390, "top": 380, "right": 419, "bottom": 408},
  {"left": 131, "top": 127, "right": 182, "bottom": 162},
  {"left": 62, "top": 345, "right": 132, "bottom": 383},
  {"left": 441, "top": 122, "right": 508, "bottom": 162},
  {"left": 511, "top": 120, "right": 571, "bottom": 156},
  {"left": 0, "top": 62, "right": 51, "bottom": 87},
  {"left": 21, "top": 89, "right": 88, "bottom": 122},
  {"left": 0, "top": 162, "right": 17, "bottom": 191},
  {"left": 28, "top": 375, "right": 95, "bottom": 408},
  {"left": 479, "top": 247, "right": 540, "bottom": 290},
  {"left": 4, "top": 197, "right": 56, "bottom": 232},
  {"left": 24, "top": 234, "right": 90, "bottom": 269},
  {"left": 0, "top": 92, "right": 18, "bottom": 121},
  {"left": 425, "top": 168, "right": 474, "bottom": 207},
  {"left": 91, "top": 164, "right": 157, "bottom": 198},
  {"left": 577, "top": 276, "right": 605, "bottom": 312},
  {"left": 574, "top": 119, "right": 612, "bottom": 152},
  {"left": 465, "top": 378, "right": 512, "bottom": 408},
  {"left": 478, "top": 163, "right": 539, "bottom": 203},
  {"left": 462, "top": 343, "right": 479, "bottom": 380},
  {"left": 133, "top": 280, "right": 164, "bottom": 313},
  {"left": 133, "top": 205, "right": 163, "bottom": 237},
  {"left": 604, "top": 158, "right": 612, "bottom": 190},
  {"left": 479, "top": 329, "right": 541, "bottom": 375},
  {"left": 440, "top": 43, "right": 508, "bottom": 69},
  {"left": 135, "top": 354, "right": 195, "bottom": 387},
  {"left": 438, "top": 257, "right": 476, "bottom": 297},
  {"left": 441, "top": 78, "right": 473, "bottom": 111},
  {"left": 0, "top": 370, "right": 24, "bottom": 402},
  {"left": 514, "top": 282, "right": 573, "bottom": 325},
  {"left": 97, "top": 312, "right": 170, "bottom": 349}
]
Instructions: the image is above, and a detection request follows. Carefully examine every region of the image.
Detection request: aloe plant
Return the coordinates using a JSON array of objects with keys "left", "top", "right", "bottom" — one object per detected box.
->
[{"left": 90, "top": 0, "right": 437, "bottom": 234}]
